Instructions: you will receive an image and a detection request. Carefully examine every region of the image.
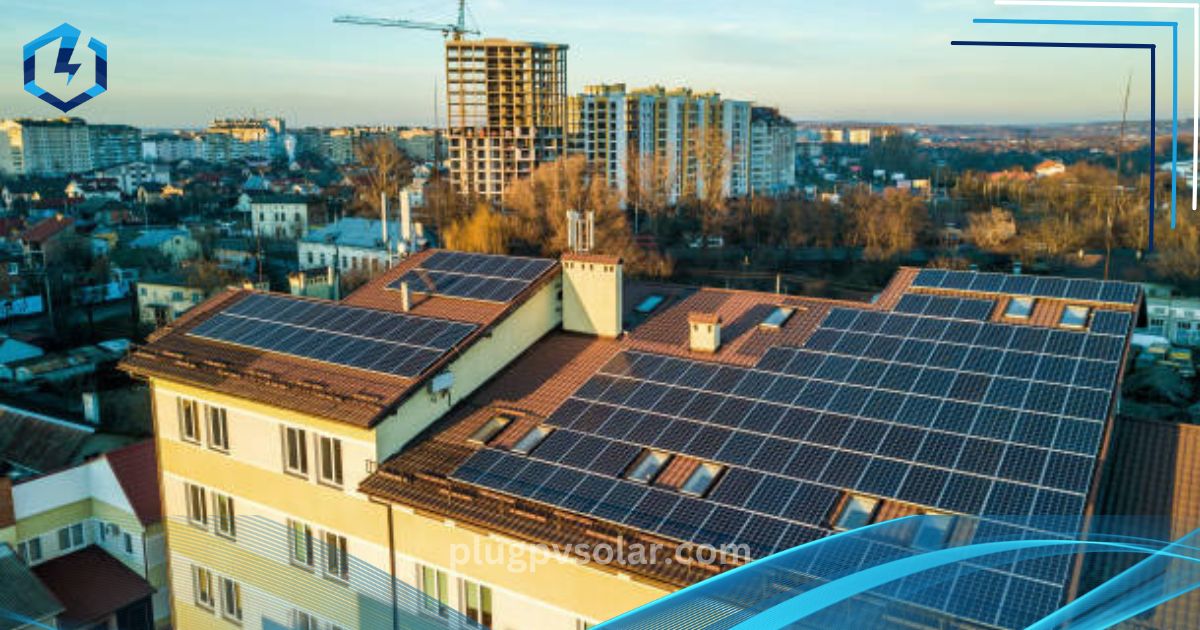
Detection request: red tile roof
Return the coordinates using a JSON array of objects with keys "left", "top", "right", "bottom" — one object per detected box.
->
[
  {"left": 20, "top": 216, "right": 74, "bottom": 245},
  {"left": 102, "top": 440, "right": 160, "bottom": 526},
  {"left": 562, "top": 252, "right": 622, "bottom": 265},
  {"left": 32, "top": 546, "right": 154, "bottom": 627}
]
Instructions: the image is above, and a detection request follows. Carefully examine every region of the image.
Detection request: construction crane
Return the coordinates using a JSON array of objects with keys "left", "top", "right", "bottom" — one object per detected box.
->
[{"left": 333, "top": 0, "right": 479, "bottom": 40}]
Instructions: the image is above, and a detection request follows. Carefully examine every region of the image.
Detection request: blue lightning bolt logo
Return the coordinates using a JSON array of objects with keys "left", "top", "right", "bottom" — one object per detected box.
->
[{"left": 22, "top": 23, "right": 107, "bottom": 113}]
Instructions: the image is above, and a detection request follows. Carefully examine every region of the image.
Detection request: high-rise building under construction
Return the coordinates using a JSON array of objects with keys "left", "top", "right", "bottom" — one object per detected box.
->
[{"left": 445, "top": 38, "right": 568, "bottom": 200}]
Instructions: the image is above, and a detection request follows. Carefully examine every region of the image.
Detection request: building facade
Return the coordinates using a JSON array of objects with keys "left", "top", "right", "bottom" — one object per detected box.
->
[
  {"left": 250, "top": 195, "right": 310, "bottom": 239},
  {"left": 88, "top": 124, "right": 142, "bottom": 170},
  {"left": 0, "top": 118, "right": 93, "bottom": 176},
  {"left": 568, "top": 84, "right": 629, "bottom": 196},
  {"left": 446, "top": 39, "right": 568, "bottom": 201},
  {"left": 749, "top": 106, "right": 797, "bottom": 196},
  {"left": 298, "top": 217, "right": 399, "bottom": 274}
]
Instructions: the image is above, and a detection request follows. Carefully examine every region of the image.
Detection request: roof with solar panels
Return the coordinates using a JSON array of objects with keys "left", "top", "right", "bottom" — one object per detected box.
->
[
  {"left": 120, "top": 249, "right": 560, "bottom": 427},
  {"left": 360, "top": 266, "right": 1142, "bottom": 626}
]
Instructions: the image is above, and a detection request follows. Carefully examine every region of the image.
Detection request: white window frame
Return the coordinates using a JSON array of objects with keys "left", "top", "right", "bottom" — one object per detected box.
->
[
  {"left": 288, "top": 519, "right": 315, "bottom": 569},
  {"left": 57, "top": 523, "right": 84, "bottom": 552},
  {"left": 293, "top": 610, "right": 319, "bottom": 630},
  {"left": 207, "top": 405, "right": 229, "bottom": 452},
  {"left": 460, "top": 578, "right": 493, "bottom": 627},
  {"left": 318, "top": 435, "right": 343, "bottom": 488},
  {"left": 284, "top": 426, "right": 309, "bottom": 477},
  {"left": 194, "top": 565, "right": 215, "bottom": 610},
  {"left": 186, "top": 483, "right": 208, "bottom": 527},
  {"left": 17, "top": 537, "right": 42, "bottom": 564},
  {"left": 178, "top": 397, "right": 200, "bottom": 444},
  {"left": 214, "top": 492, "right": 236, "bottom": 539},
  {"left": 323, "top": 531, "right": 349, "bottom": 583},
  {"left": 834, "top": 494, "right": 880, "bottom": 531},
  {"left": 417, "top": 564, "right": 450, "bottom": 616},
  {"left": 220, "top": 576, "right": 243, "bottom": 622}
]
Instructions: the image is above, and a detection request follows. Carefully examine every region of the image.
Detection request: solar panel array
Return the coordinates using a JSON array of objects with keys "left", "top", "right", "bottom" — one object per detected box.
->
[
  {"left": 189, "top": 293, "right": 476, "bottom": 378},
  {"left": 912, "top": 269, "right": 1141, "bottom": 305},
  {"left": 388, "top": 251, "right": 556, "bottom": 303},
  {"left": 452, "top": 288, "right": 1137, "bottom": 628},
  {"left": 894, "top": 294, "right": 995, "bottom": 321}
]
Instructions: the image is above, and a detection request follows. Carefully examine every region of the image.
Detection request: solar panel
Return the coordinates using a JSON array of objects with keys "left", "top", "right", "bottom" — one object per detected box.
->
[
  {"left": 912, "top": 270, "right": 1140, "bottom": 306},
  {"left": 189, "top": 293, "right": 476, "bottom": 377},
  {"left": 387, "top": 251, "right": 555, "bottom": 303}
]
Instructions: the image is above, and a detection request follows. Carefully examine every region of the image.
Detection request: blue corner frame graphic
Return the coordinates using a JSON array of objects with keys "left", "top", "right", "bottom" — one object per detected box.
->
[{"left": 23, "top": 23, "right": 108, "bottom": 113}]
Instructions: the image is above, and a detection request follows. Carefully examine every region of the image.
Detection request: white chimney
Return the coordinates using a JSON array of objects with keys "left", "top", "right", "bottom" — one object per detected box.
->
[
  {"left": 380, "top": 192, "right": 389, "bottom": 247},
  {"left": 82, "top": 391, "right": 100, "bottom": 425},
  {"left": 400, "top": 281, "right": 411, "bottom": 312},
  {"left": 400, "top": 191, "right": 414, "bottom": 245},
  {"left": 689, "top": 312, "right": 722, "bottom": 353}
]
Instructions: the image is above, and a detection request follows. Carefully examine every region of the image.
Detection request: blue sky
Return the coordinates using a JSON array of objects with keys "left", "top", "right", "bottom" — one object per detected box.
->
[{"left": 0, "top": 0, "right": 1193, "bottom": 127}]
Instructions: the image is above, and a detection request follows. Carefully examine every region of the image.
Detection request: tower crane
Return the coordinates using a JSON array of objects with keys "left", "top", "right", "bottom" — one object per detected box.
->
[{"left": 333, "top": 0, "right": 479, "bottom": 40}]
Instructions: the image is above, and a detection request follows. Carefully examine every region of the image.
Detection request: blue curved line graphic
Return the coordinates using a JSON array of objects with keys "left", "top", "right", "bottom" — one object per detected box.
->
[{"left": 728, "top": 537, "right": 1200, "bottom": 630}]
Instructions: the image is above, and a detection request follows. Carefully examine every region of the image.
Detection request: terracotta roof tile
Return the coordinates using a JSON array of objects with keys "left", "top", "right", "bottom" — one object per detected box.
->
[
  {"left": 655, "top": 456, "right": 700, "bottom": 490},
  {"left": 103, "top": 441, "right": 160, "bottom": 526},
  {"left": 32, "top": 546, "right": 154, "bottom": 627},
  {"left": 20, "top": 216, "right": 74, "bottom": 245}
]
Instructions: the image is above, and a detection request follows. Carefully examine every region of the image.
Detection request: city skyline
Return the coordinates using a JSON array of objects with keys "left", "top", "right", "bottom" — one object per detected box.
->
[{"left": 0, "top": 0, "right": 1194, "bottom": 127}]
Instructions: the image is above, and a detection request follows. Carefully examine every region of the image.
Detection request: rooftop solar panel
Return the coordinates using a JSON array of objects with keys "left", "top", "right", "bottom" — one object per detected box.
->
[
  {"left": 387, "top": 251, "right": 555, "bottom": 303},
  {"left": 189, "top": 293, "right": 476, "bottom": 377},
  {"left": 914, "top": 269, "right": 1141, "bottom": 306}
]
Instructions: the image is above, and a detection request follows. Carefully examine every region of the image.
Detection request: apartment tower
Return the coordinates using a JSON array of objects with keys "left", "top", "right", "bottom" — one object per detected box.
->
[{"left": 445, "top": 38, "right": 568, "bottom": 201}]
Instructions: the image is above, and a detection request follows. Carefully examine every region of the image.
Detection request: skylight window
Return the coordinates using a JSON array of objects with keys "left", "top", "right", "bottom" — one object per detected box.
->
[
  {"left": 833, "top": 494, "right": 879, "bottom": 531},
  {"left": 760, "top": 307, "right": 796, "bottom": 330},
  {"left": 1060, "top": 305, "right": 1091, "bottom": 329},
  {"left": 468, "top": 415, "right": 512, "bottom": 445},
  {"left": 913, "top": 513, "right": 957, "bottom": 550},
  {"left": 1004, "top": 297, "right": 1035, "bottom": 319},
  {"left": 635, "top": 295, "right": 665, "bottom": 314},
  {"left": 512, "top": 425, "right": 553, "bottom": 455},
  {"left": 625, "top": 450, "right": 671, "bottom": 484},
  {"left": 680, "top": 463, "right": 724, "bottom": 497}
]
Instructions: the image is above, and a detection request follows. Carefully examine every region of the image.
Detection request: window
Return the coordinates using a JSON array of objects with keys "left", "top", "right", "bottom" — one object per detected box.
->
[
  {"left": 294, "top": 611, "right": 319, "bottom": 630},
  {"left": 186, "top": 483, "right": 208, "bottom": 527},
  {"left": 284, "top": 427, "right": 308, "bottom": 476},
  {"left": 194, "top": 566, "right": 215, "bottom": 610},
  {"left": 834, "top": 494, "right": 880, "bottom": 531},
  {"left": 178, "top": 398, "right": 200, "bottom": 443},
  {"left": 461, "top": 579, "right": 493, "bottom": 627},
  {"left": 207, "top": 406, "right": 229, "bottom": 452},
  {"left": 418, "top": 565, "right": 449, "bottom": 616},
  {"left": 214, "top": 493, "right": 236, "bottom": 539},
  {"left": 634, "top": 295, "right": 665, "bottom": 314},
  {"left": 761, "top": 307, "right": 796, "bottom": 330},
  {"left": 1004, "top": 297, "right": 1035, "bottom": 319},
  {"left": 123, "top": 532, "right": 134, "bottom": 554},
  {"left": 97, "top": 521, "right": 107, "bottom": 542},
  {"left": 469, "top": 415, "right": 511, "bottom": 444},
  {"left": 318, "top": 436, "right": 343, "bottom": 487},
  {"left": 220, "top": 577, "right": 243, "bottom": 622},
  {"left": 289, "top": 520, "right": 314, "bottom": 568},
  {"left": 512, "top": 425, "right": 553, "bottom": 455},
  {"left": 57, "top": 523, "right": 84, "bottom": 551},
  {"left": 681, "top": 463, "right": 724, "bottom": 497},
  {"left": 323, "top": 532, "right": 349, "bottom": 582},
  {"left": 913, "top": 513, "right": 956, "bottom": 550},
  {"left": 1060, "top": 305, "right": 1091, "bottom": 329},
  {"left": 17, "top": 538, "right": 42, "bottom": 564},
  {"left": 626, "top": 450, "right": 671, "bottom": 484}
]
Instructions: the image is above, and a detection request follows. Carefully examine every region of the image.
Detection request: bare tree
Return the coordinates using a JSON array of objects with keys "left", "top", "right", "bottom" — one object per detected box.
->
[{"left": 353, "top": 137, "right": 413, "bottom": 218}]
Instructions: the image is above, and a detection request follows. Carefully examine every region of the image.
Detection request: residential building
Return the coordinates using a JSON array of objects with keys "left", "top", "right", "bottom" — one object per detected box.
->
[
  {"left": 120, "top": 249, "right": 566, "bottom": 629},
  {"left": 135, "top": 183, "right": 184, "bottom": 206},
  {"left": 0, "top": 406, "right": 168, "bottom": 629},
  {"left": 95, "top": 162, "right": 170, "bottom": 196},
  {"left": 446, "top": 38, "right": 568, "bottom": 200},
  {"left": 568, "top": 84, "right": 629, "bottom": 196},
  {"left": 122, "top": 258, "right": 1141, "bottom": 629},
  {"left": 749, "top": 106, "right": 797, "bottom": 196},
  {"left": 19, "top": 216, "right": 75, "bottom": 267},
  {"left": 298, "top": 217, "right": 399, "bottom": 274},
  {"left": 88, "top": 124, "right": 142, "bottom": 170},
  {"left": 0, "top": 118, "right": 93, "bottom": 176},
  {"left": 135, "top": 271, "right": 207, "bottom": 328},
  {"left": 250, "top": 195, "right": 311, "bottom": 239},
  {"left": 141, "top": 133, "right": 204, "bottom": 163},
  {"left": 721, "top": 99, "right": 752, "bottom": 198},
  {"left": 1035, "top": 159, "right": 1067, "bottom": 178},
  {"left": 203, "top": 118, "right": 287, "bottom": 163},
  {"left": 128, "top": 228, "right": 200, "bottom": 264},
  {"left": 1143, "top": 285, "right": 1200, "bottom": 347}
]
